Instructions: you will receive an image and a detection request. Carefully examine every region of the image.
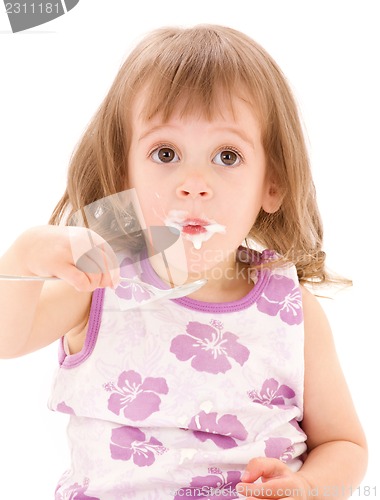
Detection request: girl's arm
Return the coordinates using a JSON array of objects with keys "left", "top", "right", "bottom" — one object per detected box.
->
[
  {"left": 237, "top": 286, "right": 368, "bottom": 499},
  {"left": 0, "top": 225, "right": 117, "bottom": 358}
]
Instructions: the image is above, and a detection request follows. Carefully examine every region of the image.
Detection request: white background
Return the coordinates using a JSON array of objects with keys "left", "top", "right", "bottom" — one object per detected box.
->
[{"left": 0, "top": 0, "right": 378, "bottom": 498}]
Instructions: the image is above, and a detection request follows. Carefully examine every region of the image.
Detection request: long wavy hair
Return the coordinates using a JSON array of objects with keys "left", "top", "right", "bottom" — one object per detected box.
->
[{"left": 49, "top": 24, "right": 349, "bottom": 287}]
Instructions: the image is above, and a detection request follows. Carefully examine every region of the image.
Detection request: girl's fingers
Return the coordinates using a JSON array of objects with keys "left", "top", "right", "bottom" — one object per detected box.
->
[
  {"left": 56, "top": 262, "right": 110, "bottom": 292},
  {"left": 236, "top": 458, "right": 303, "bottom": 499},
  {"left": 55, "top": 264, "right": 98, "bottom": 292},
  {"left": 75, "top": 247, "right": 106, "bottom": 274},
  {"left": 236, "top": 459, "right": 312, "bottom": 499},
  {"left": 69, "top": 230, "right": 120, "bottom": 290},
  {"left": 241, "top": 457, "right": 289, "bottom": 483}
]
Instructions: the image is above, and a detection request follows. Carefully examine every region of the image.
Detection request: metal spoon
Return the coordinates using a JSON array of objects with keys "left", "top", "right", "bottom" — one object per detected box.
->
[{"left": 0, "top": 274, "right": 207, "bottom": 300}]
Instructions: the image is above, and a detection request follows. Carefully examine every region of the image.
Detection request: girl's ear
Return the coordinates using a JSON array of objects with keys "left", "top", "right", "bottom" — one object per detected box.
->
[{"left": 262, "top": 181, "right": 283, "bottom": 214}]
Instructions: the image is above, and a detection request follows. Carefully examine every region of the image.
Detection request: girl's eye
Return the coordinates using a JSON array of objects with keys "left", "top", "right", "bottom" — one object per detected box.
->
[
  {"left": 151, "top": 146, "right": 179, "bottom": 164},
  {"left": 213, "top": 149, "right": 242, "bottom": 167}
]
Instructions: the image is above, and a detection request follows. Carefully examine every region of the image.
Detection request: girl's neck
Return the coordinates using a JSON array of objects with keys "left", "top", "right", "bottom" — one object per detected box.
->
[
  {"left": 189, "top": 260, "right": 253, "bottom": 302},
  {"left": 147, "top": 251, "right": 254, "bottom": 303}
]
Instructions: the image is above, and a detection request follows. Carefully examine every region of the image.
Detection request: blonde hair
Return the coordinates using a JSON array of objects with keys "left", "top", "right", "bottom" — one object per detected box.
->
[{"left": 49, "top": 24, "right": 349, "bottom": 288}]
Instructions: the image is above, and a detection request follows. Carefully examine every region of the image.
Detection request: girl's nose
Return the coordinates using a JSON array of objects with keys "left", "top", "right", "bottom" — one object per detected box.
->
[{"left": 176, "top": 175, "right": 213, "bottom": 200}]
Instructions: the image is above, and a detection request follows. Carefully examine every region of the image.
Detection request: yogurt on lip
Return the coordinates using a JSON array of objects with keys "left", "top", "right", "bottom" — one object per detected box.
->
[{"left": 164, "top": 210, "right": 226, "bottom": 250}]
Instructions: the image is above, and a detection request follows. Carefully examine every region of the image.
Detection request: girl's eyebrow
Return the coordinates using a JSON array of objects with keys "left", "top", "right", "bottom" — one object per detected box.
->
[
  {"left": 211, "top": 126, "right": 254, "bottom": 147},
  {"left": 138, "top": 124, "right": 177, "bottom": 142},
  {"left": 138, "top": 124, "right": 254, "bottom": 146}
]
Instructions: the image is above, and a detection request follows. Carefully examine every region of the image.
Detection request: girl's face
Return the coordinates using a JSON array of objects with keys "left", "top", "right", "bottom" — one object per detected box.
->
[{"left": 127, "top": 92, "right": 279, "bottom": 280}]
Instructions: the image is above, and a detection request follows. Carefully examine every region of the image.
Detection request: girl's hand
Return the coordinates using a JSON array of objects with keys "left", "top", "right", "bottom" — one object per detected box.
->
[
  {"left": 236, "top": 458, "right": 312, "bottom": 499},
  {"left": 18, "top": 225, "right": 120, "bottom": 292}
]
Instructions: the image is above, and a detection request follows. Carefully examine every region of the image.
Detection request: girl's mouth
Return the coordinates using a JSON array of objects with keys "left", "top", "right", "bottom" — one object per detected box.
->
[
  {"left": 164, "top": 211, "right": 226, "bottom": 249},
  {"left": 181, "top": 219, "right": 208, "bottom": 235}
]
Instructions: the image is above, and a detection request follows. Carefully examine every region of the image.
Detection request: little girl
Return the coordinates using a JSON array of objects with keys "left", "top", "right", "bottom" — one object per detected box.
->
[{"left": 0, "top": 25, "right": 367, "bottom": 499}]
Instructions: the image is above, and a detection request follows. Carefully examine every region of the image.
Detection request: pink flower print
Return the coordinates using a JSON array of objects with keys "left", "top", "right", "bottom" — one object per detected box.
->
[
  {"left": 115, "top": 256, "right": 152, "bottom": 302},
  {"left": 174, "top": 470, "right": 241, "bottom": 498},
  {"left": 265, "top": 437, "right": 294, "bottom": 462},
  {"left": 110, "top": 425, "right": 166, "bottom": 467},
  {"left": 170, "top": 320, "right": 249, "bottom": 374},
  {"left": 56, "top": 401, "right": 75, "bottom": 415},
  {"left": 106, "top": 370, "right": 168, "bottom": 421},
  {"left": 55, "top": 477, "right": 99, "bottom": 500},
  {"left": 247, "top": 378, "right": 295, "bottom": 408},
  {"left": 188, "top": 411, "right": 248, "bottom": 449},
  {"left": 257, "top": 274, "right": 303, "bottom": 325}
]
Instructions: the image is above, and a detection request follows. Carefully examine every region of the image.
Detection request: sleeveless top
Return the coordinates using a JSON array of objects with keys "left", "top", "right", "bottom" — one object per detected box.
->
[{"left": 48, "top": 247, "right": 307, "bottom": 499}]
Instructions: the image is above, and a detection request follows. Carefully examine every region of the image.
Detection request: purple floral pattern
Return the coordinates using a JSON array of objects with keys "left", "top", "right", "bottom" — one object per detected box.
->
[
  {"left": 56, "top": 401, "right": 75, "bottom": 415},
  {"left": 115, "top": 256, "right": 152, "bottom": 302},
  {"left": 170, "top": 320, "right": 249, "bottom": 374},
  {"left": 174, "top": 469, "right": 241, "bottom": 498},
  {"left": 110, "top": 425, "right": 166, "bottom": 467},
  {"left": 247, "top": 378, "right": 295, "bottom": 408},
  {"left": 188, "top": 411, "right": 248, "bottom": 449},
  {"left": 265, "top": 437, "right": 294, "bottom": 462},
  {"left": 55, "top": 477, "right": 99, "bottom": 500},
  {"left": 105, "top": 370, "right": 168, "bottom": 421},
  {"left": 257, "top": 274, "right": 303, "bottom": 325}
]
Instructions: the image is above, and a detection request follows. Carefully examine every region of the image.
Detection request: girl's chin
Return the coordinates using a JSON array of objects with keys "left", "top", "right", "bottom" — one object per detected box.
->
[{"left": 184, "top": 243, "right": 236, "bottom": 273}]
